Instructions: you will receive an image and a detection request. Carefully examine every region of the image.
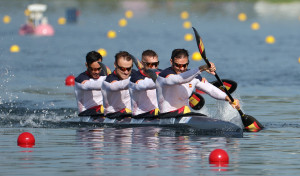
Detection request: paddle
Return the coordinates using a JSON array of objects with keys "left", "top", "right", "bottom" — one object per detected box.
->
[
  {"left": 196, "top": 79, "right": 237, "bottom": 94},
  {"left": 192, "top": 27, "right": 264, "bottom": 132},
  {"left": 98, "top": 62, "right": 108, "bottom": 76}
]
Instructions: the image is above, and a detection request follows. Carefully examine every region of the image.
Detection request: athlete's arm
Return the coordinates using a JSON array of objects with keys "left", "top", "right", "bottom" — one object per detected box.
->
[
  {"left": 75, "top": 77, "right": 106, "bottom": 90},
  {"left": 159, "top": 68, "right": 200, "bottom": 85},
  {"left": 102, "top": 78, "right": 130, "bottom": 91},
  {"left": 130, "top": 77, "right": 156, "bottom": 91}
]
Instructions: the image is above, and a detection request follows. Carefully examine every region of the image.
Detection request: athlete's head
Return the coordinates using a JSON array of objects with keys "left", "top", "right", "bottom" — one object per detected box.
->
[
  {"left": 170, "top": 49, "right": 189, "bottom": 74},
  {"left": 85, "top": 51, "right": 103, "bottom": 79},
  {"left": 114, "top": 51, "right": 133, "bottom": 80},
  {"left": 141, "top": 50, "right": 159, "bottom": 70}
]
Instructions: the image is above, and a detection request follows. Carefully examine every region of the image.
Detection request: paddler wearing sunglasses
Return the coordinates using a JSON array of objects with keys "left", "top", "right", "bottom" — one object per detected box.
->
[
  {"left": 101, "top": 51, "right": 134, "bottom": 119},
  {"left": 156, "top": 48, "right": 240, "bottom": 118},
  {"left": 74, "top": 51, "right": 111, "bottom": 116},
  {"left": 129, "top": 50, "right": 161, "bottom": 120}
]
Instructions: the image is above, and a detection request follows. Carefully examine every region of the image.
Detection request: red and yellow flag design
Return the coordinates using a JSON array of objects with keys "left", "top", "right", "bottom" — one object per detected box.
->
[
  {"left": 223, "top": 81, "right": 232, "bottom": 91},
  {"left": 199, "top": 38, "right": 205, "bottom": 54},
  {"left": 189, "top": 94, "right": 200, "bottom": 107}
]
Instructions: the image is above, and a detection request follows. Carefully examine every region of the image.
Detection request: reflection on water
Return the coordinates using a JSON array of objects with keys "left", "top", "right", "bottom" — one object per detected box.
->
[{"left": 75, "top": 127, "right": 240, "bottom": 172}]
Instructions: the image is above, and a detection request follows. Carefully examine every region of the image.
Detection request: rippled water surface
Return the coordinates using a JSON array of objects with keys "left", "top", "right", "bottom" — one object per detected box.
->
[{"left": 1, "top": 0, "right": 300, "bottom": 175}]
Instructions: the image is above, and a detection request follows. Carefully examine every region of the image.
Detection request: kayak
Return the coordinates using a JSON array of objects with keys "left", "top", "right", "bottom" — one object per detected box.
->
[{"left": 63, "top": 114, "right": 243, "bottom": 138}]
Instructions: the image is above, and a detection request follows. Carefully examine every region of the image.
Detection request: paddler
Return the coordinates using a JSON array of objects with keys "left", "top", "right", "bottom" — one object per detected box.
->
[
  {"left": 74, "top": 51, "right": 111, "bottom": 116},
  {"left": 129, "top": 50, "right": 161, "bottom": 119},
  {"left": 101, "top": 51, "right": 134, "bottom": 119},
  {"left": 156, "top": 48, "right": 240, "bottom": 118}
]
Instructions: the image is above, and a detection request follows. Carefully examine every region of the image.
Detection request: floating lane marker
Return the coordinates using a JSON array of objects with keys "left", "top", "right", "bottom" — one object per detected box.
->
[
  {"left": 119, "top": 18, "right": 127, "bottom": 27},
  {"left": 184, "top": 33, "right": 193, "bottom": 41},
  {"left": 107, "top": 30, "right": 117, "bottom": 39},
  {"left": 265, "top": 35, "right": 275, "bottom": 44},
  {"left": 65, "top": 75, "right": 75, "bottom": 86},
  {"left": 10, "top": 45, "right": 20, "bottom": 53},
  {"left": 125, "top": 10, "right": 133, "bottom": 19},
  {"left": 251, "top": 22, "right": 260, "bottom": 30},
  {"left": 183, "top": 21, "right": 192, "bottom": 29},
  {"left": 238, "top": 13, "right": 247, "bottom": 21},
  {"left": 3, "top": 15, "right": 11, "bottom": 24},
  {"left": 180, "top": 11, "right": 189, "bottom": 20},
  {"left": 18, "top": 132, "right": 35, "bottom": 148},
  {"left": 192, "top": 51, "right": 202, "bottom": 61},
  {"left": 98, "top": 48, "right": 107, "bottom": 57},
  {"left": 58, "top": 17, "right": 66, "bottom": 25}
]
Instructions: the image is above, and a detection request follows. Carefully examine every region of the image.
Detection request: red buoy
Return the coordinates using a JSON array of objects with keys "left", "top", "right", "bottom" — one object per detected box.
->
[
  {"left": 17, "top": 132, "right": 35, "bottom": 148},
  {"left": 209, "top": 149, "right": 229, "bottom": 164},
  {"left": 65, "top": 75, "right": 75, "bottom": 86}
]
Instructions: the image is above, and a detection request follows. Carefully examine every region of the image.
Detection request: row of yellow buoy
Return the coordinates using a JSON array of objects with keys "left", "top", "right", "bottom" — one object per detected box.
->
[
  {"left": 237, "top": 12, "right": 276, "bottom": 44},
  {"left": 180, "top": 11, "right": 202, "bottom": 61},
  {"left": 97, "top": 10, "right": 134, "bottom": 57}
]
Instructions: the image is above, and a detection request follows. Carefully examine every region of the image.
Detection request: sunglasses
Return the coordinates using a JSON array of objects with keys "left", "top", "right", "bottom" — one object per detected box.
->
[
  {"left": 142, "top": 61, "right": 159, "bottom": 67},
  {"left": 173, "top": 62, "right": 189, "bottom": 69},
  {"left": 88, "top": 67, "right": 101, "bottom": 72},
  {"left": 117, "top": 65, "right": 132, "bottom": 72}
]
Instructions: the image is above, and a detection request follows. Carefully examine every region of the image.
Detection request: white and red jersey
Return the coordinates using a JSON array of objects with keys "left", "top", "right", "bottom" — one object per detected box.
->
[
  {"left": 156, "top": 67, "right": 227, "bottom": 113},
  {"left": 129, "top": 70, "right": 159, "bottom": 116},
  {"left": 74, "top": 71, "right": 106, "bottom": 113},
  {"left": 101, "top": 71, "right": 131, "bottom": 115}
]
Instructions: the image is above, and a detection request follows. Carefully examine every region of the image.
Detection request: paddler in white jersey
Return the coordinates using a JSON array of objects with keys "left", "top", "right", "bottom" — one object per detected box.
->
[
  {"left": 129, "top": 50, "right": 161, "bottom": 119},
  {"left": 74, "top": 51, "right": 111, "bottom": 116},
  {"left": 156, "top": 48, "right": 240, "bottom": 118},
  {"left": 101, "top": 51, "right": 134, "bottom": 119}
]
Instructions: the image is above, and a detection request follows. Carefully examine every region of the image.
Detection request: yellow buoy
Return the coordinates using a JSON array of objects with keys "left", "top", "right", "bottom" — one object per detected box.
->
[
  {"left": 97, "top": 48, "right": 107, "bottom": 57},
  {"left": 238, "top": 13, "right": 247, "bottom": 21},
  {"left": 298, "top": 57, "right": 300, "bottom": 63},
  {"left": 3, "top": 15, "right": 11, "bottom": 24},
  {"left": 119, "top": 18, "right": 127, "bottom": 27},
  {"left": 10, "top": 45, "right": 20, "bottom": 53},
  {"left": 183, "top": 21, "right": 192, "bottom": 29},
  {"left": 181, "top": 11, "right": 189, "bottom": 20},
  {"left": 265, "top": 35, "right": 275, "bottom": 44},
  {"left": 251, "top": 22, "right": 260, "bottom": 30},
  {"left": 58, "top": 17, "right": 66, "bottom": 25},
  {"left": 24, "top": 9, "right": 30, "bottom": 16},
  {"left": 107, "top": 30, "right": 117, "bottom": 39},
  {"left": 192, "top": 52, "right": 202, "bottom": 61},
  {"left": 125, "top": 10, "right": 133, "bottom": 19},
  {"left": 184, "top": 33, "right": 193, "bottom": 41}
]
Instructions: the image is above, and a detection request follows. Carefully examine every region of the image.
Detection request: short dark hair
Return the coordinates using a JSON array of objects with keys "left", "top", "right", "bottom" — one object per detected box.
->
[
  {"left": 86, "top": 51, "right": 102, "bottom": 66},
  {"left": 142, "top": 50, "right": 158, "bottom": 61},
  {"left": 171, "top": 49, "right": 189, "bottom": 61},
  {"left": 115, "top": 51, "right": 132, "bottom": 63}
]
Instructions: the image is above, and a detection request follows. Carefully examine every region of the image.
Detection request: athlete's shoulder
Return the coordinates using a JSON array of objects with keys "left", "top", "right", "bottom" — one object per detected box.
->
[
  {"left": 158, "top": 67, "right": 175, "bottom": 78},
  {"left": 105, "top": 71, "right": 119, "bottom": 83},
  {"left": 130, "top": 70, "right": 145, "bottom": 83},
  {"left": 75, "top": 71, "right": 90, "bottom": 83}
]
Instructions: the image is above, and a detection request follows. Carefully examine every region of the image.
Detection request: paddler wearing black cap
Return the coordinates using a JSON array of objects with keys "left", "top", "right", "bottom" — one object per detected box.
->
[
  {"left": 74, "top": 51, "right": 111, "bottom": 117},
  {"left": 129, "top": 50, "right": 161, "bottom": 120},
  {"left": 156, "top": 48, "right": 240, "bottom": 118}
]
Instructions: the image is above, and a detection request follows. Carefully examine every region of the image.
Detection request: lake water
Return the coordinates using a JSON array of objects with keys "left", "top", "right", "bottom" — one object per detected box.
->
[{"left": 1, "top": 0, "right": 300, "bottom": 175}]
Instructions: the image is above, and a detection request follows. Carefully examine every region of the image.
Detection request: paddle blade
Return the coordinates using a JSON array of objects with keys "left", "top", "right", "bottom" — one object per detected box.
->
[
  {"left": 241, "top": 114, "right": 264, "bottom": 132},
  {"left": 130, "top": 54, "right": 144, "bottom": 70},
  {"left": 189, "top": 91, "right": 205, "bottom": 110},
  {"left": 211, "top": 79, "right": 237, "bottom": 94},
  {"left": 98, "top": 62, "right": 108, "bottom": 76},
  {"left": 192, "top": 27, "right": 207, "bottom": 61}
]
